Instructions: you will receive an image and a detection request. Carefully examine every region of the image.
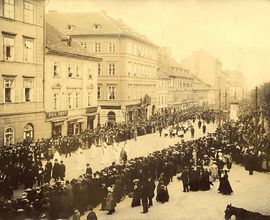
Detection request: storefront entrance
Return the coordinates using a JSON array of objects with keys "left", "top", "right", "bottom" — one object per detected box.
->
[
  {"left": 67, "top": 121, "right": 82, "bottom": 136},
  {"left": 107, "top": 111, "right": 116, "bottom": 127},
  {"left": 52, "top": 121, "right": 63, "bottom": 138},
  {"left": 87, "top": 116, "right": 95, "bottom": 130}
]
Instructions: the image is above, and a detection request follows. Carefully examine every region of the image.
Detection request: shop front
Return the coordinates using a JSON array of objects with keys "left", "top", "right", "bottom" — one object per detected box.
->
[
  {"left": 86, "top": 107, "right": 98, "bottom": 130},
  {"left": 67, "top": 119, "right": 83, "bottom": 136},
  {"left": 52, "top": 121, "right": 64, "bottom": 138},
  {"left": 46, "top": 110, "right": 68, "bottom": 138}
]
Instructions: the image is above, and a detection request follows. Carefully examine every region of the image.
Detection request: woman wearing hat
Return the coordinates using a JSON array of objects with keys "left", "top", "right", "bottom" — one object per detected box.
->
[
  {"left": 131, "top": 179, "right": 141, "bottom": 207},
  {"left": 106, "top": 187, "right": 116, "bottom": 215}
]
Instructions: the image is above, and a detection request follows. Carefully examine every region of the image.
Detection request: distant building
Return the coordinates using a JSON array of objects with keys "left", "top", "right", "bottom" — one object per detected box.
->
[
  {"left": 181, "top": 49, "right": 222, "bottom": 88},
  {"left": 46, "top": 11, "right": 158, "bottom": 124},
  {"left": 45, "top": 23, "right": 101, "bottom": 138},
  {"left": 0, "top": 0, "right": 45, "bottom": 146},
  {"left": 157, "top": 68, "right": 169, "bottom": 111}
]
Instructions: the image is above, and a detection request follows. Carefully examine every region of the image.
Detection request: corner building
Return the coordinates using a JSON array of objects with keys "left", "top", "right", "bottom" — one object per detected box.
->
[
  {"left": 0, "top": 0, "right": 45, "bottom": 146},
  {"left": 46, "top": 12, "right": 158, "bottom": 125},
  {"left": 45, "top": 24, "right": 101, "bottom": 138}
]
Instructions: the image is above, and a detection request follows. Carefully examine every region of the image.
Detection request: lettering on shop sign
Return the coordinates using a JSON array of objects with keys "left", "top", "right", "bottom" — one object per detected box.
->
[{"left": 46, "top": 111, "right": 68, "bottom": 119}]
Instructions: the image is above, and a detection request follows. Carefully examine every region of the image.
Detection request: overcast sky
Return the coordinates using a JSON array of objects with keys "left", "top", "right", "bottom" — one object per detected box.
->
[{"left": 47, "top": 0, "right": 270, "bottom": 88}]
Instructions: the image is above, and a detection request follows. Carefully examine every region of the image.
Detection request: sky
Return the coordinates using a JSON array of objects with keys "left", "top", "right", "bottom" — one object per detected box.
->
[{"left": 46, "top": 0, "right": 270, "bottom": 88}]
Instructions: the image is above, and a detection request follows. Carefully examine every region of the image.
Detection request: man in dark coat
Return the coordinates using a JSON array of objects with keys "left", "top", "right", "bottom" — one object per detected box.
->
[
  {"left": 140, "top": 181, "right": 149, "bottom": 213},
  {"left": 86, "top": 164, "right": 93, "bottom": 176},
  {"left": 52, "top": 159, "right": 61, "bottom": 181},
  {"left": 148, "top": 177, "right": 155, "bottom": 207},
  {"left": 181, "top": 167, "right": 189, "bottom": 192},
  {"left": 44, "top": 159, "right": 52, "bottom": 184},
  {"left": 59, "top": 161, "right": 66, "bottom": 180}
]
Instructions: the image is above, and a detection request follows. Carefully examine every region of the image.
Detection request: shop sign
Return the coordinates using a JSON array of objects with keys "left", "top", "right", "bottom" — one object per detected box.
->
[
  {"left": 100, "top": 105, "right": 121, "bottom": 110},
  {"left": 47, "top": 111, "right": 68, "bottom": 119},
  {"left": 86, "top": 107, "right": 98, "bottom": 114}
]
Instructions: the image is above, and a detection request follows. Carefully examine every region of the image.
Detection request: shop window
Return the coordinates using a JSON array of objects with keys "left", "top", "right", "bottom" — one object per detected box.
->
[{"left": 4, "top": 127, "right": 14, "bottom": 146}]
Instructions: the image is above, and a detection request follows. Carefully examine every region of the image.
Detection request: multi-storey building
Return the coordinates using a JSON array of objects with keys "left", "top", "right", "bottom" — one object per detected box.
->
[
  {"left": 46, "top": 11, "right": 158, "bottom": 124},
  {"left": 157, "top": 68, "right": 169, "bottom": 111},
  {"left": 0, "top": 0, "right": 45, "bottom": 146},
  {"left": 45, "top": 23, "right": 101, "bottom": 138},
  {"left": 158, "top": 47, "right": 194, "bottom": 110}
]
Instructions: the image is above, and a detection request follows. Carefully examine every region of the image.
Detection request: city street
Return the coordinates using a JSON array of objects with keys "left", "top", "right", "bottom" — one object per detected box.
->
[{"left": 55, "top": 120, "right": 217, "bottom": 181}]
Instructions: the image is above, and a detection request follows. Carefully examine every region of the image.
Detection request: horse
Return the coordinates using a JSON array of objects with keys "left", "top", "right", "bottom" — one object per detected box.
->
[{"left": 224, "top": 204, "right": 270, "bottom": 220}]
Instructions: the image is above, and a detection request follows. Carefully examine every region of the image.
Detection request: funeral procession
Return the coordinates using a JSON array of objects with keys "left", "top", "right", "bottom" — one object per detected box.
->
[{"left": 0, "top": 0, "right": 270, "bottom": 219}]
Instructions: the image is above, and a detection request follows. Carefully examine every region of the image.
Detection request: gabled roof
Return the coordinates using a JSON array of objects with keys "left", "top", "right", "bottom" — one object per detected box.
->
[
  {"left": 46, "top": 12, "right": 157, "bottom": 47},
  {"left": 46, "top": 23, "right": 102, "bottom": 61}
]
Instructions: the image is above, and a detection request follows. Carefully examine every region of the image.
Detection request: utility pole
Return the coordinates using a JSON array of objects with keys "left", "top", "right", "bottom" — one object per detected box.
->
[
  {"left": 255, "top": 86, "right": 258, "bottom": 147},
  {"left": 218, "top": 88, "right": 221, "bottom": 127}
]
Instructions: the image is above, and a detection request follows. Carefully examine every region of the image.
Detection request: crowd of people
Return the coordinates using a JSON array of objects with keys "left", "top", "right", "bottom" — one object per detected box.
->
[{"left": 2, "top": 104, "right": 269, "bottom": 219}]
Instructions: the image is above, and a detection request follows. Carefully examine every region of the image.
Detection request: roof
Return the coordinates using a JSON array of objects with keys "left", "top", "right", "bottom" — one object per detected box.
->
[
  {"left": 157, "top": 67, "right": 193, "bottom": 80},
  {"left": 192, "top": 75, "right": 213, "bottom": 90},
  {"left": 157, "top": 68, "right": 170, "bottom": 80},
  {"left": 46, "top": 23, "right": 102, "bottom": 61},
  {"left": 46, "top": 12, "right": 158, "bottom": 47}
]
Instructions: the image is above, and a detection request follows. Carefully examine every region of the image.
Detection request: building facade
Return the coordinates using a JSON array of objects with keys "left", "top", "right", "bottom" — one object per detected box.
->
[
  {"left": 0, "top": 0, "right": 45, "bottom": 146},
  {"left": 157, "top": 69, "right": 169, "bottom": 111},
  {"left": 46, "top": 12, "right": 158, "bottom": 125},
  {"left": 45, "top": 24, "right": 101, "bottom": 138}
]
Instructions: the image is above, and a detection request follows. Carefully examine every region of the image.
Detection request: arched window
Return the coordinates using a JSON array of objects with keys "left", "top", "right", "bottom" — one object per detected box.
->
[
  {"left": 4, "top": 127, "right": 14, "bottom": 146},
  {"left": 24, "top": 123, "right": 34, "bottom": 140}
]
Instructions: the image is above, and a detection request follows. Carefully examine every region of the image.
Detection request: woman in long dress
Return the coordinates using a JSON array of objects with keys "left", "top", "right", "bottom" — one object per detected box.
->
[
  {"left": 156, "top": 180, "right": 169, "bottom": 203},
  {"left": 131, "top": 180, "right": 141, "bottom": 207},
  {"left": 218, "top": 170, "right": 233, "bottom": 195}
]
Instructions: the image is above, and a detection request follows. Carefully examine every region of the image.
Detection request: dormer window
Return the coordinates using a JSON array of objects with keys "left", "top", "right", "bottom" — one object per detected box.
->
[
  {"left": 93, "top": 24, "right": 101, "bottom": 30},
  {"left": 67, "top": 24, "right": 75, "bottom": 30}
]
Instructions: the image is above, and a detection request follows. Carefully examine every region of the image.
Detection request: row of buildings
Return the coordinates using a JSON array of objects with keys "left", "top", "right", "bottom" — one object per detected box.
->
[{"left": 0, "top": 1, "right": 246, "bottom": 146}]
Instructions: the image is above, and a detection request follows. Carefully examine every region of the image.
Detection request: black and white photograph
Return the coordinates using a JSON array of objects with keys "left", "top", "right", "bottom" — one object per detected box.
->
[{"left": 0, "top": 0, "right": 270, "bottom": 219}]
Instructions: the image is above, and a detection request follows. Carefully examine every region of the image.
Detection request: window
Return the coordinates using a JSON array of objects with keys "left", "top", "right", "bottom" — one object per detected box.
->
[
  {"left": 24, "top": 123, "right": 34, "bottom": 140},
  {"left": 53, "top": 93, "right": 58, "bottom": 110},
  {"left": 3, "top": 36, "right": 15, "bottom": 61},
  {"left": 24, "top": 39, "right": 34, "bottom": 63},
  {"left": 88, "top": 68, "right": 92, "bottom": 79},
  {"left": 4, "top": 127, "right": 14, "bottom": 146},
  {"left": 24, "top": 80, "right": 33, "bottom": 102},
  {"left": 108, "top": 85, "right": 116, "bottom": 100},
  {"left": 109, "top": 42, "right": 115, "bottom": 53},
  {"left": 87, "top": 91, "right": 92, "bottom": 106},
  {"left": 97, "top": 63, "right": 101, "bottom": 76},
  {"left": 95, "top": 42, "right": 101, "bottom": 53},
  {"left": 4, "top": 0, "right": 14, "bottom": 19},
  {"left": 67, "top": 24, "right": 75, "bottom": 30},
  {"left": 93, "top": 24, "right": 101, "bottom": 30},
  {"left": 53, "top": 61, "right": 60, "bottom": 77},
  {"left": 24, "top": 1, "right": 34, "bottom": 24},
  {"left": 75, "top": 66, "right": 80, "bottom": 77},
  {"left": 4, "top": 79, "right": 14, "bottom": 103},
  {"left": 68, "top": 65, "right": 73, "bottom": 77},
  {"left": 97, "top": 85, "right": 101, "bottom": 99},
  {"left": 128, "top": 62, "right": 132, "bottom": 76},
  {"left": 108, "top": 63, "right": 116, "bottom": 76},
  {"left": 75, "top": 93, "right": 80, "bottom": 107},
  {"left": 80, "top": 41, "right": 87, "bottom": 48},
  {"left": 67, "top": 93, "right": 72, "bottom": 109}
]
